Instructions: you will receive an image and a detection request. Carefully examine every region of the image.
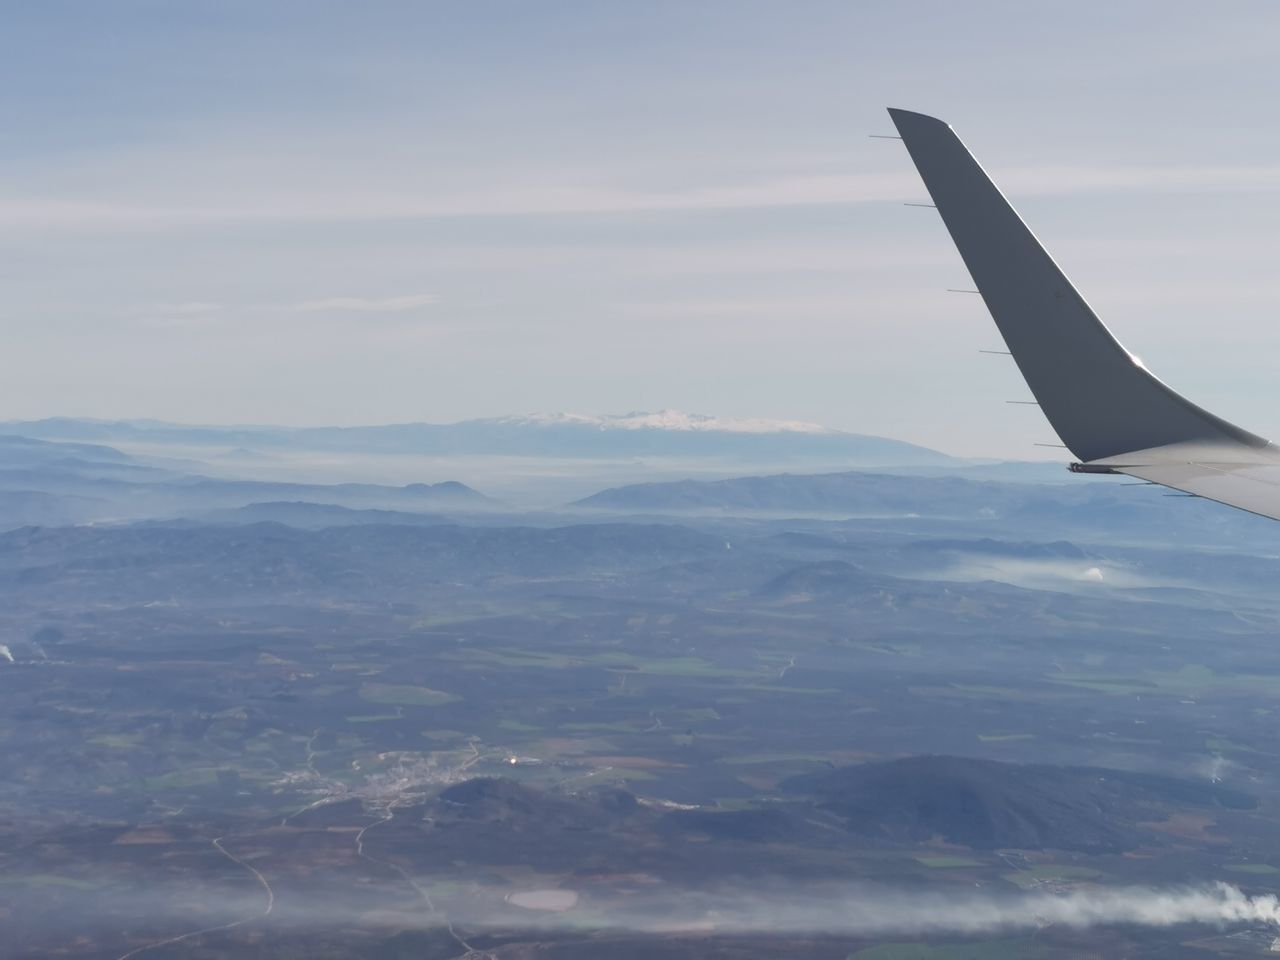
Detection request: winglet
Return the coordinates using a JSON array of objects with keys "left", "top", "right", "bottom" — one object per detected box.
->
[{"left": 887, "top": 107, "right": 1270, "bottom": 464}]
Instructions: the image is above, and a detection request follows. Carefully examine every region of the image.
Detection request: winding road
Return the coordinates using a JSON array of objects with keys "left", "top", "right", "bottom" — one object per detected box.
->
[{"left": 114, "top": 835, "right": 274, "bottom": 960}]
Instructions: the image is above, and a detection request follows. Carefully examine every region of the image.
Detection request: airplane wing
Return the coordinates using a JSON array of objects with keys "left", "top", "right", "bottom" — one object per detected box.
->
[{"left": 887, "top": 107, "right": 1280, "bottom": 522}]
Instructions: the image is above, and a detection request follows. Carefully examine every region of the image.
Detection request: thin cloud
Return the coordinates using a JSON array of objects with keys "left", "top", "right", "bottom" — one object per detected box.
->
[
  {"left": 163, "top": 301, "right": 221, "bottom": 314},
  {"left": 616, "top": 296, "right": 876, "bottom": 322},
  {"left": 132, "top": 295, "right": 439, "bottom": 329},
  {"left": 292, "top": 294, "right": 438, "bottom": 313},
  {"left": 8, "top": 162, "right": 1280, "bottom": 231},
  {"left": 135, "top": 301, "right": 225, "bottom": 329},
  {"left": 996, "top": 163, "right": 1280, "bottom": 197}
]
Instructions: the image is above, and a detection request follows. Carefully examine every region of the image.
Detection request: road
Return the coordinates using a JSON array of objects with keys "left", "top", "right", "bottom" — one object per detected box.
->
[{"left": 114, "top": 835, "right": 274, "bottom": 960}]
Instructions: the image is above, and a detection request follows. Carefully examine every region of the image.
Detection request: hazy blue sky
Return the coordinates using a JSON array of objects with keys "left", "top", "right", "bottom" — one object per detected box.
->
[{"left": 5, "top": 1, "right": 1280, "bottom": 457}]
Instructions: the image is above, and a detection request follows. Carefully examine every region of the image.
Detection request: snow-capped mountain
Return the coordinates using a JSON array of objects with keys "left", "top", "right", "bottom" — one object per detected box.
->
[
  {"left": 0, "top": 412, "right": 956, "bottom": 468},
  {"left": 477, "top": 410, "right": 834, "bottom": 434}
]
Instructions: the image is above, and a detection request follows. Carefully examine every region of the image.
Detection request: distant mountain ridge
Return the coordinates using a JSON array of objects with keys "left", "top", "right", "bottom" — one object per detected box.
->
[
  {"left": 575, "top": 471, "right": 1023, "bottom": 516},
  {"left": 570, "top": 469, "right": 1271, "bottom": 540},
  {"left": 0, "top": 413, "right": 956, "bottom": 465},
  {"left": 0, "top": 434, "right": 498, "bottom": 531}
]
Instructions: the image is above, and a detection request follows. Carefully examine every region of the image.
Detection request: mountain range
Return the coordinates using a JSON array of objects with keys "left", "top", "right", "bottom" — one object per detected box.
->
[
  {"left": 0, "top": 434, "right": 497, "bottom": 530},
  {"left": 0, "top": 412, "right": 957, "bottom": 465}
]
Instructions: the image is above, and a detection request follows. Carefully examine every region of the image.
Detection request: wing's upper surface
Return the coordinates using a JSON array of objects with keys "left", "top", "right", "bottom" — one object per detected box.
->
[
  {"left": 1094, "top": 444, "right": 1280, "bottom": 521},
  {"left": 888, "top": 107, "right": 1280, "bottom": 522}
]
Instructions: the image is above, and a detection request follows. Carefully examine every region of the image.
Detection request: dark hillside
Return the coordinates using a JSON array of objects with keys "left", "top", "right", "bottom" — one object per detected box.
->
[{"left": 783, "top": 756, "right": 1255, "bottom": 853}]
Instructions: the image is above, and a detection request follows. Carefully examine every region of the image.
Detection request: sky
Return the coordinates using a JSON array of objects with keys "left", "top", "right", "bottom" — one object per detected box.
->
[{"left": 4, "top": 1, "right": 1280, "bottom": 458}]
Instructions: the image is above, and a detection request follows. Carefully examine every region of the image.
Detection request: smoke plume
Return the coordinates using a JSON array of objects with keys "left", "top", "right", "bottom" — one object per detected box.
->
[{"left": 599, "top": 881, "right": 1280, "bottom": 936}]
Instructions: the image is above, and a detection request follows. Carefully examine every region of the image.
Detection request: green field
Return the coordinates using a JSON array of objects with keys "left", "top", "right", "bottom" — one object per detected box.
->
[
  {"left": 141, "top": 766, "right": 226, "bottom": 790},
  {"left": 0, "top": 873, "right": 99, "bottom": 891},
  {"left": 1223, "top": 863, "right": 1280, "bottom": 875},
  {"left": 346, "top": 712, "right": 402, "bottom": 723},
  {"left": 1001, "top": 865, "right": 1102, "bottom": 888},
  {"left": 849, "top": 940, "right": 1047, "bottom": 960},
  {"left": 87, "top": 732, "right": 145, "bottom": 749},
  {"left": 1053, "top": 664, "right": 1280, "bottom": 698},
  {"left": 914, "top": 855, "right": 984, "bottom": 868},
  {"left": 358, "top": 683, "right": 460, "bottom": 707}
]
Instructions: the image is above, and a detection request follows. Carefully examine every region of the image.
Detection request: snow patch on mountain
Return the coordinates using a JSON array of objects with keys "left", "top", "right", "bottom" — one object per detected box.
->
[{"left": 478, "top": 410, "right": 835, "bottom": 434}]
